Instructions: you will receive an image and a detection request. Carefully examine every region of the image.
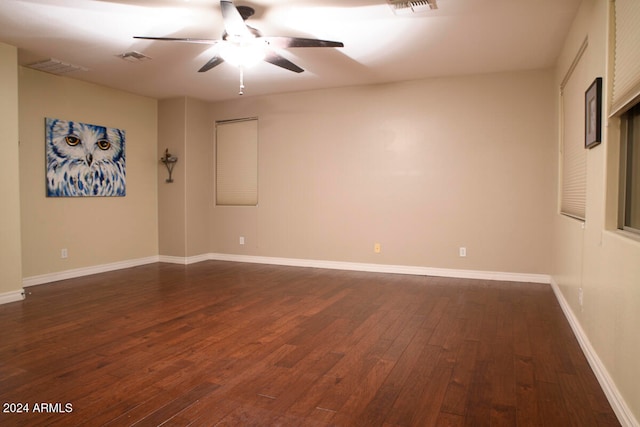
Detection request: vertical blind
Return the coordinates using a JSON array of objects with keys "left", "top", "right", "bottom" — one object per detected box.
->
[
  {"left": 612, "top": 0, "right": 640, "bottom": 114},
  {"left": 215, "top": 118, "right": 258, "bottom": 206},
  {"left": 560, "top": 39, "right": 589, "bottom": 220}
]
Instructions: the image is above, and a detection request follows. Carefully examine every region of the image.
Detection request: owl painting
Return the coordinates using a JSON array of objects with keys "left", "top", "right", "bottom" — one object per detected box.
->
[{"left": 46, "top": 118, "right": 126, "bottom": 197}]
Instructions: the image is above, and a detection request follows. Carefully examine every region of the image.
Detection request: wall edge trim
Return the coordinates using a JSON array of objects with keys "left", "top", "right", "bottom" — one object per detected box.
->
[
  {"left": 22, "top": 256, "right": 160, "bottom": 287},
  {"left": 550, "top": 277, "right": 638, "bottom": 427},
  {"left": 0, "top": 289, "right": 25, "bottom": 305},
  {"left": 20, "top": 252, "right": 551, "bottom": 288},
  {"left": 159, "top": 254, "right": 210, "bottom": 265},
  {"left": 207, "top": 253, "right": 551, "bottom": 283}
]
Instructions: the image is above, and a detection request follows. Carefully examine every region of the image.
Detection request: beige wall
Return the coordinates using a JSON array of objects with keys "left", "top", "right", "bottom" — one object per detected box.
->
[
  {"left": 0, "top": 42, "right": 23, "bottom": 299},
  {"left": 208, "top": 70, "right": 557, "bottom": 274},
  {"left": 157, "top": 97, "right": 213, "bottom": 258},
  {"left": 553, "top": 0, "right": 640, "bottom": 422},
  {"left": 158, "top": 97, "right": 187, "bottom": 257},
  {"left": 19, "top": 67, "right": 159, "bottom": 277},
  {"left": 185, "top": 98, "right": 213, "bottom": 257}
]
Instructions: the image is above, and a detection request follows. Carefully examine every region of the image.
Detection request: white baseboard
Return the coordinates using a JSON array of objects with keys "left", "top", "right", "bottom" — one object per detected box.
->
[
  {"left": 0, "top": 289, "right": 25, "bottom": 305},
  {"left": 550, "top": 278, "right": 638, "bottom": 427},
  {"left": 207, "top": 253, "right": 551, "bottom": 284},
  {"left": 159, "top": 254, "right": 211, "bottom": 265},
  {"left": 22, "top": 256, "right": 160, "bottom": 287},
  {"left": 22, "top": 252, "right": 551, "bottom": 288}
]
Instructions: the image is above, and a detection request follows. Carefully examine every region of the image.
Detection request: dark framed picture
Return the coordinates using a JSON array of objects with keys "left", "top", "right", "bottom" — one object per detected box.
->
[{"left": 585, "top": 77, "right": 602, "bottom": 149}]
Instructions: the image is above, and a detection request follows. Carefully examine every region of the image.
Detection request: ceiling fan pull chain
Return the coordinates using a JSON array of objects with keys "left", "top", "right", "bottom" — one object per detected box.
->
[{"left": 239, "top": 67, "right": 245, "bottom": 95}]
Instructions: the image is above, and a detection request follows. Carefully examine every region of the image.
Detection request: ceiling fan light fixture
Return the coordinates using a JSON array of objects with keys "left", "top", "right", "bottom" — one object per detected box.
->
[
  {"left": 134, "top": 0, "right": 343, "bottom": 79},
  {"left": 219, "top": 41, "right": 266, "bottom": 68}
]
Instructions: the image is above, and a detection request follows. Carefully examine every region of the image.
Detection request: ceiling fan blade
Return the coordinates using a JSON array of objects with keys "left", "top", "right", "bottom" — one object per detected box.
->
[
  {"left": 220, "top": 0, "right": 252, "bottom": 38},
  {"left": 261, "top": 36, "right": 344, "bottom": 49},
  {"left": 134, "top": 36, "right": 219, "bottom": 45},
  {"left": 263, "top": 51, "right": 304, "bottom": 73},
  {"left": 198, "top": 56, "right": 225, "bottom": 72}
]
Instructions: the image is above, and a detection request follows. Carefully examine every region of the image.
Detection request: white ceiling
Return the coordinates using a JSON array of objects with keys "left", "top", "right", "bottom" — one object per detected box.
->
[{"left": 0, "top": 0, "right": 581, "bottom": 102}]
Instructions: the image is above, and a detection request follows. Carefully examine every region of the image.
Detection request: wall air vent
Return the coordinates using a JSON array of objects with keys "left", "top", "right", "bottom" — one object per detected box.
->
[
  {"left": 27, "top": 58, "right": 88, "bottom": 75},
  {"left": 388, "top": 0, "right": 438, "bottom": 15}
]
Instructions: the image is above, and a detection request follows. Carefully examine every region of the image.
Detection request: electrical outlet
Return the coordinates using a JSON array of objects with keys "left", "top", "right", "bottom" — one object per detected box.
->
[
  {"left": 61, "top": 248, "right": 68, "bottom": 259},
  {"left": 374, "top": 243, "right": 381, "bottom": 253},
  {"left": 239, "top": 236, "right": 245, "bottom": 245},
  {"left": 459, "top": 247, "right": 467, "bottom": 257}
]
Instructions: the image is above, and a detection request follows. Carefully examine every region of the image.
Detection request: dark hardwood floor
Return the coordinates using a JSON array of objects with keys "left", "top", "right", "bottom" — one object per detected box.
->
[{"left": 0, "top": 261, "right": 620, "bottom": 426}]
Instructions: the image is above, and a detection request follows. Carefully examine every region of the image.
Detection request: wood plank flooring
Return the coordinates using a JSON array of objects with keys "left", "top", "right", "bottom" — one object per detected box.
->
[{"left": 0, "top": 261, "right": 620, "bottom": 426}]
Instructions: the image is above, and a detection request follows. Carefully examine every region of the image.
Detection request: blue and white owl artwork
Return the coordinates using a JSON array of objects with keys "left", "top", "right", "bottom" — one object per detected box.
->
[{"left": 45, "top": 118, "right": 126, "bottom": 197}]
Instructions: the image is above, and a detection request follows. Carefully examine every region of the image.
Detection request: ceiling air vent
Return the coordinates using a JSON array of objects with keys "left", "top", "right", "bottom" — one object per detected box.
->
[
  {"left": 27, "top": 58, "right": 88, "bottom": 75},
  {"left": 388, "top": 0, "right": 438, "bottom": 15},
  {"left": 119, "top": 51, "right": 152, "bottom": 63}
]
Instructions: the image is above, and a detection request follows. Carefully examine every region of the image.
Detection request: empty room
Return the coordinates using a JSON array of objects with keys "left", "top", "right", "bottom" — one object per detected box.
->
[{"left": 0, "top": 0, "right": 639, "bottom": 425}]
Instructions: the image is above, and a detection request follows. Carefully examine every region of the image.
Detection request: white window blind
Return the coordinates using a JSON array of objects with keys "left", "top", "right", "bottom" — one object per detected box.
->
[
  {"left": 612, "top": 0, "right": 640, "bottom": 113},
  {"left": 215, "top": 118, "right": 258, "bottom": 206},
  {"left": 560, "top": 39, "right": 589, "bottom": 220}
]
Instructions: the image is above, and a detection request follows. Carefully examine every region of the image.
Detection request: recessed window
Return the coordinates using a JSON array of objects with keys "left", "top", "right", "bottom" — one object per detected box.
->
[
  {"left": 559, "top": 39, "right": 589, "bottom": 221},
  {"left": 620, "top": 103, "right": 640, "bottom": 234},
  {"left": 215, "top": 118, "right": 258, "bottom": 206}
]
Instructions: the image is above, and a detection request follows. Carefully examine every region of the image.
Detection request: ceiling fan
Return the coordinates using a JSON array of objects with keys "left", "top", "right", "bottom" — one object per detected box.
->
[{"left": 134, "top": 0, "right": 344, "bottom": 93}]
